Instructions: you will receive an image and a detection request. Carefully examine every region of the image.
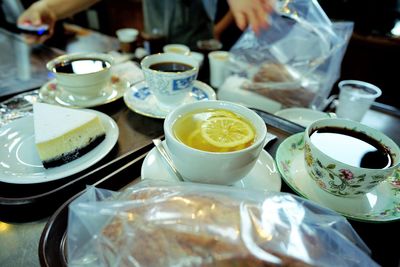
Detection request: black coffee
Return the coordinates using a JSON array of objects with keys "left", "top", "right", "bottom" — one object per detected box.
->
[
  {"left": 310, "top": 127, "right": 392, "bottom": 169},
  {"left": 149, "top": 62, "right": 193, "bottom": 72},
  {"left": 53, "top": 58, "right": 110, "bottom": 74}
]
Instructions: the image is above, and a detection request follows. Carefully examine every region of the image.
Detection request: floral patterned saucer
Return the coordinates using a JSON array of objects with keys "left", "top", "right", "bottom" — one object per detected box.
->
[{"left": 275, "top": 132, "right": 400, "bottom": 222}]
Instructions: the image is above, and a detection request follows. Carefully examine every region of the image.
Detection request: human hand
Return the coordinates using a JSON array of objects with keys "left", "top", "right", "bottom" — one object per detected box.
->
[
  {"left": 17, "top": 1, "right": 56, "bottom": 44},
  {"left": 227, "top": 0, "right": 274, "bottom": 34}
]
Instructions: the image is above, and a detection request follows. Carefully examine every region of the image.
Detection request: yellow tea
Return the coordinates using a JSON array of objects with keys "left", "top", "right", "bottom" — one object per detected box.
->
[{"left": 173, "top": 108, "right": 256, "bottom": 152}]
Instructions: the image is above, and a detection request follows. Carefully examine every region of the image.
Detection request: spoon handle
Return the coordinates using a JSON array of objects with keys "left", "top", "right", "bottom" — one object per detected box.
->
[{"left": 152, "top": 139, "right": 185, "bottom": 182}]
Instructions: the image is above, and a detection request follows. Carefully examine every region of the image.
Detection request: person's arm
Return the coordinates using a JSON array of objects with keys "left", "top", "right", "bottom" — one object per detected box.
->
[
  {"left": 213, "top": 10, "right": 234, "bottom": 40},
  {"left": 17, "top": 0, "right": 100, "bottom": 43},
  {"left": 227, "top": 0, "right": 274, "bottom": 33}
]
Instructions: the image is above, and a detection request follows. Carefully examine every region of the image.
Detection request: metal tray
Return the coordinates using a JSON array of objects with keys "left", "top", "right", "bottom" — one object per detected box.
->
[
  {"left": 39, "top": 151, "right": 148, "bottom": 267},
  {"left": 37, "top": 108, "right": 400, "bottom": 267},
  {"left": 0, "top": 97, "right": 164, "bottom": 222},
  {"left": 38, "top": 109, "right": 304, "bottom": 267}
]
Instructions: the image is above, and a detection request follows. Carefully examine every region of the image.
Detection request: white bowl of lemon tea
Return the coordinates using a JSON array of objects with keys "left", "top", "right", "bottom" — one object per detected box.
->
[{"left": 164, "top": 100, "right": 267, "bottom": 185}]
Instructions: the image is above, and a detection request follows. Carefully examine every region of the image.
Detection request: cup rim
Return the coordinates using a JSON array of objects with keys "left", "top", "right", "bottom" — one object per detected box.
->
[
  {"left": 164, "top": 100, "right": 267, "bottom": 155},
  {"left": 208, "top": 50, "right": 230, "bottom": 59},
  {"left": 46, "top": 52, "right": 114, "bottom": 76},
  {"left": 163, "top": 44, "right": 190, "bottom": 54},
  {"left": 116, "top": 28, "right": 139, "bottom": 42},
  {"left": 116, "top": 28, "right": 139, "bottom": 35},
  {"left": 140, "top": 52, "right": 198, "bottom": 75},
  {"left": 338, "top": 80, "right": 382, "bottom": 99},
  {"left": 305, "top": 118, "right": 399, "bottom": 171}
]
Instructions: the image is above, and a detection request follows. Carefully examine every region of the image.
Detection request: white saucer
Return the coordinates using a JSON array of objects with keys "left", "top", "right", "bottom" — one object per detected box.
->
[
  {"left": 274, "top": 108, "right": 335, "bottom": 127},
  {"left": 0, "top": 110, "right": 119, "bottom": 184},
  {"left": 124, "top": 80, "right": 216, "bottom": 119},
  {"left": 39, "top": 77, "right": 129, "bottom": 108},
  {"left": 141, "top": 141, "right": 281, "bottom": 192},
  {"left": 275, "top": 133, "right": 400, "bottom": 222}
]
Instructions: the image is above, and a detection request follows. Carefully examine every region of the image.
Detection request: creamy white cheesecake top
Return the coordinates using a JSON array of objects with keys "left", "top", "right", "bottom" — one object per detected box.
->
[{"left": 33, "top": 103, "right": 100, "bottom": 144}]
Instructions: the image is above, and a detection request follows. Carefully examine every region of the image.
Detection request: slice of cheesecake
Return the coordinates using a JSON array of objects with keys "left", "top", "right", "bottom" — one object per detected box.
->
[{"left": 33, "top": 103, "right": 106, "bottom": 169}]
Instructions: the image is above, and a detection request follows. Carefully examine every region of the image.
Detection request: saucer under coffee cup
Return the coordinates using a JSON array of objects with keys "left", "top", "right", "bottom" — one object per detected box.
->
[{"left": 47, "top": 53, "right": 114, "bottom": 99}]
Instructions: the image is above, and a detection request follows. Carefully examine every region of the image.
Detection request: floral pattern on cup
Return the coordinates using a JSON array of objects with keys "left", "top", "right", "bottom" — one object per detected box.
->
[
  {"left": 303, "top": 119, "right": 400, "bottom": 198},
  {"left": 276, "top": 133, "right": 400, "bottom": 221},
  {"left": 304, "top": 143, "right": 387, "bottom": 197}
]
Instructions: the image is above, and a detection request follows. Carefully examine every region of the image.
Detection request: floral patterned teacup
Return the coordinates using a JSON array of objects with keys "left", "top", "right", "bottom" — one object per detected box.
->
[{"left": 304, "top": 118, "right": 400, "bottom": 198}]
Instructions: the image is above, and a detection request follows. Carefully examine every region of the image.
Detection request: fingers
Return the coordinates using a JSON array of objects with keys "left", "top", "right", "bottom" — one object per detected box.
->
[
  {"left": 228, "top": 0, "right": 274, "bottom": 33},
  {"left": 235, "top": 12, "right": 248, "bottom": 31},
  {"left": 17, "top": 2, "right": 56, "bottom": 45}
]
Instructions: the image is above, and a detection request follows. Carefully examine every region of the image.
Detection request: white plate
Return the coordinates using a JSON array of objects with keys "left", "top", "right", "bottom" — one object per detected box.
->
[
  {"left": 124, "top": 80, "right": 216, "bottom": 119},
  {"left": 0, "top": 110, "right": 119, "bottom": 184},
  {"left": 141, "top": 141, "right": 281, "bottom": 192},
  {"left": 274, "top": 108, "right": 335, "bottom": 127},
  {"left": 275, "top": 133, "right": 400, "bottom": 222},
  {"left": 39, "top": 77, "right": 129, "bottom": 108}
]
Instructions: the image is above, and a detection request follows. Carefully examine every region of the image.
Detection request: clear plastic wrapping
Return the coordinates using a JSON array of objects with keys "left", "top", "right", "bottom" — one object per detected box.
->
[
  {"left": 229, "top": 0, "right": 354, "bottom": 110},
  {"left": 67, "top": 181, "right": 377, "bottom": 267}
]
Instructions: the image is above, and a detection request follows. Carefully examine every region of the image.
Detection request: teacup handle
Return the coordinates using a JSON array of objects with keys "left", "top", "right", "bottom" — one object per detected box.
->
[
  {"left": 264, "top": 132, "right": 278, "bottom": 148},
  {"left": 327, "top": 112, "right": 337, "bottom": 118}
]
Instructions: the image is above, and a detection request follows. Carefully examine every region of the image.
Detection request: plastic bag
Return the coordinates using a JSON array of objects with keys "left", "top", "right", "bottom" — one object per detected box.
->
[
  {"left": 67, "top": 181, "right": 377, "bottom": 267},
  {"left": 228, "top": 0, "right": 354, "bottom": 110}
]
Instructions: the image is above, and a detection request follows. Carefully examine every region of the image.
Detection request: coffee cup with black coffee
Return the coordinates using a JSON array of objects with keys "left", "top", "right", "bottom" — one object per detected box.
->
[
  {"left": 304, "top": 118, "right": 400, "bottom": 197},
  {"left": 140, "top": 53, "right": 199, "bottom": 110},
  {"left": 47, "top": 53, "right": 113, "bottom": 99}
]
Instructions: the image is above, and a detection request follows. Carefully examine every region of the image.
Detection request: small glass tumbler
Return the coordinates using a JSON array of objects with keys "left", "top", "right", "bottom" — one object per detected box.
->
[{"left": 336, "top": 80, "right": 382, "bottom": 121}]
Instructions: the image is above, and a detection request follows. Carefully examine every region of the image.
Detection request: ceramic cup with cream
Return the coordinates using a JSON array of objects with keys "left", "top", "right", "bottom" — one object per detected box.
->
[
  {"left": 47, "top": 53, "right": 113, "bottom": 99},
  {"left": 163, "top": 44, "right": 191, "bottom": 55},
  {"left": 141, "top": 53, "right": 199, "bottom": 110},
  {"left": 164, "top": 100, "right": 267, "bottom": 185},
  {"left": 304, "top": 118, "right": 400, "bottom": 197}
]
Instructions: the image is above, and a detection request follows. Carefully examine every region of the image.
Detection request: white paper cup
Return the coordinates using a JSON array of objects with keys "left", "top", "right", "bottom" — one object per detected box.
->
[
  {"left": 336, "top": 80, "right": 382, "bottom": 121},
  {"left": 208, "top": 51, "right": 230, "bottom": 88},
  {"left": 141, "top": 53, "right": 199, "bottom": 109},
  {"left": 164, "top": 100, "right": 267, "bottom": 185}
]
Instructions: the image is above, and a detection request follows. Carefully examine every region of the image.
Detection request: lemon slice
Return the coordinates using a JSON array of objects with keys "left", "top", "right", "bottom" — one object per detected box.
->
[
  {"left": 209, "top": 110, "right": 236, "bottom": 118},
  {"left": 200, "top": 117, "right": 255, "bottom": 148}
]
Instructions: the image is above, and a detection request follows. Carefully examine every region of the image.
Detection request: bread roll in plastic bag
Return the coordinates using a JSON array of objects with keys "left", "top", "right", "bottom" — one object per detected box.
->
[
  {"left": 67, "top": 181, "right": 377, "bottom": 266},
  {"left": 228, "top": 0, "right": 354, "bottom": 110}
]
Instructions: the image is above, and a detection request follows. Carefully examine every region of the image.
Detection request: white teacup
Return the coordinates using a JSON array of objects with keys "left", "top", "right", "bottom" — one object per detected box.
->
[
  {"left": 116, "top": 28, "right": 139, "bottom": 53},
  {"left": 164, "top": 100, "right": 267, "bottom": 185},
  {"left": 141, "top": 53, "right": 199, "bottom": 109},
  {"left": 47, "top": 53, "right": 113, "bottom": 99},
  {"left": 304, "top": 118, "right": 400, "bottom": 197},
  {"left": 208, "top": 51, "right": 230, "bottom": 88},
  {"left": 163, "top": 44, "right": 190, "bottom": 55}
]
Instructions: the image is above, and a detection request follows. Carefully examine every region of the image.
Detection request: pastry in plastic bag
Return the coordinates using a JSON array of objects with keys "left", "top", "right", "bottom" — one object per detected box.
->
[
  {"left": 67, "top": 181, "right": 378, "bottom": 267},
  {"left": 246, "top": 62, "right": 316, "bottom": 108},
  {"left": 229, "top": 0, "right": 353, "bottom": 110}
]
